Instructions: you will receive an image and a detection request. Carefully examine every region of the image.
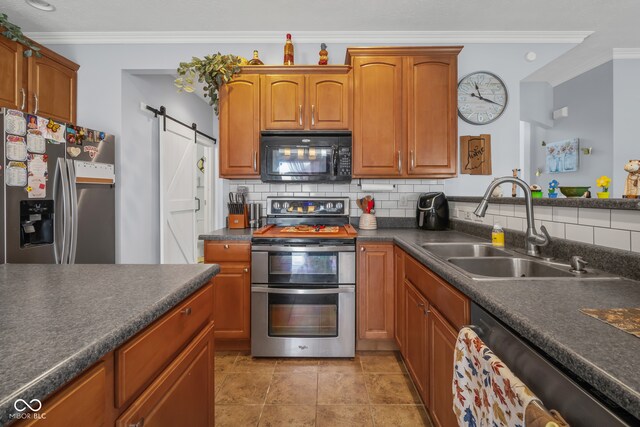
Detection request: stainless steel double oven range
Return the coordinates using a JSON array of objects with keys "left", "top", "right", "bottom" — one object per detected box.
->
[{"left": 251, "top": 197, "right": 356, "bottom": 358}]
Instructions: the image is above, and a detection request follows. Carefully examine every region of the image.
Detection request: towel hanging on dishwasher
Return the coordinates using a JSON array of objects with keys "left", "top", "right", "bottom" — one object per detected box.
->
[{"left": 452, "top": 327, "right": 542, "bottom": 427}]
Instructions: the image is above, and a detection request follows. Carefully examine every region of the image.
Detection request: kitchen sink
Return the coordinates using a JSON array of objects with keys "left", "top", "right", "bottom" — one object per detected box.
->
[
  {"left": 447, "top": 257, "right": 576, "bottom": 278},
  {"left": 420, "top": 243, "right": 511, "bottom": 258}
]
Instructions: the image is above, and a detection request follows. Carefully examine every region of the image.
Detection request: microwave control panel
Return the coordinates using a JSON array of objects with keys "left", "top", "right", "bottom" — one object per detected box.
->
[{"left": 337, "top": 147, "right": 352, "bottom": 176}]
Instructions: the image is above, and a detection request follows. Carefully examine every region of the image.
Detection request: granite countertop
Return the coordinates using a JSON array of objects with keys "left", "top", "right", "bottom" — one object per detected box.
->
[
  {"left": 0, "top": 264, "right": 219, "bottom": 425},
  {"left": 199, "top": 228, "right": 253, "bottom": 241},
  {"left": 448, "top": 195, "right": 640, "bottom": 210},
  {"left": 201, "top": 225, "right": 639, "bottom": 419}
]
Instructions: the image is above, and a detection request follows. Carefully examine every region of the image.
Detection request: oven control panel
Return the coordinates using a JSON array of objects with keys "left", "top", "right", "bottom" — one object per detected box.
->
[{"left": 267, "top": 197, "right": 350, "bottom": 216}]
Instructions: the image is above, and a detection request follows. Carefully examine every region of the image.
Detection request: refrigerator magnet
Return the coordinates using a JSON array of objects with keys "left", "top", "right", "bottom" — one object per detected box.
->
[
  {"left": 38, "top": 117, "right": 65, "bottom": 143},
  {"left": 27, "top": 176, "right": 46, "bottom": 198},
  {"left": 66, "top": 126, "right": 77, "bottom": 144},
  {"left": 83, "top": 145, "right": 99, "bottom": 159},
  {"left": 6, "top": 135, "right": 28, "bottom": 161},
  {"left": 26, "top": 114, "right": 39, "bottom": 130},
  {"left": 4, "top": 110, "right": 26, "bottom": 136},
  {"left": 67, "top": 146, "right": 81, "bottom": 158},
  {"left": 27, "top": 130, "right": 46, "bottom": 154},
  {"left": 6, "top": 161, "right": 28, "bottom": 187},
  {"left": 27, "top": 154, "right": 48, "bottom": 179}
]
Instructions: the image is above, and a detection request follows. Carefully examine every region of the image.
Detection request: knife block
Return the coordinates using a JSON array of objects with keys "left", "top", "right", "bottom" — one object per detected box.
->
[{"left": 228, "top": 205, "right": 249, "bottom": 229}]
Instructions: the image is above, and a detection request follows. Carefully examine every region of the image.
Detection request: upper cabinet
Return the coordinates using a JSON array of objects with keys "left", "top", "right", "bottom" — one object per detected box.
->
[
  {"left": 218, "top": 65, "right": 351, "bottom": 178},
  {"left": 347, "top": 46, "right": 462, "bottom": 179},
  {"left": 0, "top": 35, "right": 79, "bottom": 124}
]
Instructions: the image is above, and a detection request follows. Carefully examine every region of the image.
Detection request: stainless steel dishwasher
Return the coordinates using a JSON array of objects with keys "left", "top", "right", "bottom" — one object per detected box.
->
[{"left": 471, "top": 303, "right": 636, "bottom": 426}]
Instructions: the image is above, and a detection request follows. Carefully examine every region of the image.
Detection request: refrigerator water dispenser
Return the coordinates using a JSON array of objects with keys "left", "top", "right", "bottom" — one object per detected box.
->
[{"left": 20, "top": 200, "right": 54, "bottom": 247}]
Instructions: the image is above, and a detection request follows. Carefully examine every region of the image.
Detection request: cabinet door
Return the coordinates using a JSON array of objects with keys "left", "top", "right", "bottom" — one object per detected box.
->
[
  {"left": 352, "top": 57, "right": 404, "bottom": 177},
  {"left": 429, "top": 307, "right": 458, "bottom": 427},
  {"left": 307, "top": 74, "right": 350, "bottom": 130},
  {"left": 404, "top": 280, "right": 428, "bottom": 404},
  {"left": 357, "top": 243, "right": 394, "bottom": 340},
  {"left": 28, "top": 53, "right": 77, "bottom": 124},
  {"left": 0, "top": 37, "right": 25, "bottom": 111},
  {"left": 262, "top": 74, "right": 305, "bottom": 130},
  {"left": 213, "top": 264, "right": 251, "bottom": 340},
  {"left": 406, "top": 55, "right": 458, "bottom": 177},
  {"left": 116, "top": 323, "right": 215, "bottom": 427},
  {"left": 394, "top": 246, "right": 405, "bottom": 353},
  {"left": 219, "top": 74, "right": 260, "bottom": 177}
]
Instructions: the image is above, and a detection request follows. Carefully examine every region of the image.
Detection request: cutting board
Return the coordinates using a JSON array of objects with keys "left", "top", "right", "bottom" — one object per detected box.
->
[{"left": 252, "top": 224, "right": 358, "bottom": 239}]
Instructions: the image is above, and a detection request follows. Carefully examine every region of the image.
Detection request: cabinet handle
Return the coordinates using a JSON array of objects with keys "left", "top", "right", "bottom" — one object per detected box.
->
[
  {"left": 253, "top": 151, "right": 257, "bottom": 171},
  {"left": 20, "top": 88, "right": 26, "bottom": 110},
  {"left": 299, "top": 105, "right": 303, "bottom": 126},
  {"left": 311, "top": 104, "right": 315, "bottom": 126},
  {"left": 33, "top": 93, "right": 39, "bottom": 115},
  {"left": 129, "top": 417, "right": 145, "bottom": 427},
  {"left": 181, "top": 307, "right": 192, "bottom": 315},
  {"left": 243, "top": 267, "right": 249, "bottom": 273},
  {"left": 360, "top": 247, "right": 365, "bottom": 252},
  {"left": 224, "top": 244, "right": 230, "bottom": 249},
  {"left": 418, "top": 302, "right": 425, "bottom": 308},
  {"left": 410, "top": 150, "right": 415, "bottom": 170},
  {"left": 397, "top": 151, "right": 402, "bottom": 174}
]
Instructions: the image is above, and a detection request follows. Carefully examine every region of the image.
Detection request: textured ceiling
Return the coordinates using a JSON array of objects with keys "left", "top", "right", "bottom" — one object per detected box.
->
[{"left": 3, "top": 0, "right": 640, "bottom": 83}]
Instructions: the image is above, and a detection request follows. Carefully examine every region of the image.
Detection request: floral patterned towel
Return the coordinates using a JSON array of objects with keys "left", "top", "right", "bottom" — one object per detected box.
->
[{"left": 452, "top": 327, "right": 540, "bottom": 427}]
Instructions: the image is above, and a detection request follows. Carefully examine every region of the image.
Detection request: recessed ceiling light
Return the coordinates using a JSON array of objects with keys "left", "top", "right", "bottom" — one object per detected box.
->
[
  {"left": 25, "top": 0, "right": 56, "bottom": 12},
  {"left": 525, "top": 51, "right": 537, "bottom": 62}
]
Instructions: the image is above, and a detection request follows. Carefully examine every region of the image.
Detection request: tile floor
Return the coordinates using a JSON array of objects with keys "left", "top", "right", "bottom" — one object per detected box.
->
[{"left": 215, "top": 351, "right": 433, "bottom": 426}]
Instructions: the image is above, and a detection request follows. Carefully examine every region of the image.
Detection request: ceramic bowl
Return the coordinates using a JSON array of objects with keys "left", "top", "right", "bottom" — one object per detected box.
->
[{"left": 559, "top": 186, "right": 590, "bottom": 198}]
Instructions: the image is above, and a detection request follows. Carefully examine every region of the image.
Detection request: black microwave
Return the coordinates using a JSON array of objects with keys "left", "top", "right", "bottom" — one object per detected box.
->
[{"left": 260, "top": 131, "right": 352, "bottom": 183}]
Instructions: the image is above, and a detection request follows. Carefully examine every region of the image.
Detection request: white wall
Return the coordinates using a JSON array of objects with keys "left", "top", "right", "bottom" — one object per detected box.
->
[
  {"left": 47, "top": 41, "right": 575, "bottom": 261},
  {"left": 120, "top": 73, "right": 213, "bottom": 263},
  {"left": 613, "top": 58, "right": 640, "bottom": 196},
  {"left": 526, "top": 61, "right": 614, "bottom": 189},
  {"left": 520, "top": 82, "right": 554, "bottom": 129}
]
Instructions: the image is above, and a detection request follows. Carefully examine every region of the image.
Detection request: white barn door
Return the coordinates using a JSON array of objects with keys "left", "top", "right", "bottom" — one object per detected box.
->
[{"left": 159, "top": 119, "right": 197, "bottom": 264}]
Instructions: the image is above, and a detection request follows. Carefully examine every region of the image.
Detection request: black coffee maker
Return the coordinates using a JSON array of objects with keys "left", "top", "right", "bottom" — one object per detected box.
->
[{"left": 416, "top": 192, "right": 449, "bottom": 230}]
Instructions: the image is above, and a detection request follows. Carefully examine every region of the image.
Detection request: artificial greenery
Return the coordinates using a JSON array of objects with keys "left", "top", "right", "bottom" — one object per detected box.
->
[
  {"left": 0, "top": 13, "right": 41, "bottom": 57},
  {"left": 175, "top": 53, "right": 246, "bottom": 115}
]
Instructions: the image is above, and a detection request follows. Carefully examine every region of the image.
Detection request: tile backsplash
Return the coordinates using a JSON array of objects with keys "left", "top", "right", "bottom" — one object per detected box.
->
[
  {"left": 226, "top": 179, "right": 445, "bottom": 218},
  {"left": 450, "top": 201, "right": 640, "bottom": 253}
]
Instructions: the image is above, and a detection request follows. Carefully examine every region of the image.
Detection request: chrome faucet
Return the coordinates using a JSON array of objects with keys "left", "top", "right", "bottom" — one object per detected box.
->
[{"left": 474, "top": 177, "right": 550, "bottom": 257}]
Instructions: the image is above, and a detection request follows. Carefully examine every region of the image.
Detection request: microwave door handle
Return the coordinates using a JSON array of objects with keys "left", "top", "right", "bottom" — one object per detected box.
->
[
  {"left": 332, "top": 146, "right": 339, "bottom": 176},
  {"left": 251, "top": 286, "right": 355, "bottom": 295}
]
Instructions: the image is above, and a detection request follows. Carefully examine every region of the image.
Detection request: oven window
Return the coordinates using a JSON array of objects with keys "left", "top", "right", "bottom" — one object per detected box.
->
[
  {"left": 268, "top": 292, "right": 338, "bottom": 337},
  {"left": 268, "top": 146, "right": 331, "bottom": 175},
  {"left": 269, "top": 252, "right": 338, "bottom": 283}
]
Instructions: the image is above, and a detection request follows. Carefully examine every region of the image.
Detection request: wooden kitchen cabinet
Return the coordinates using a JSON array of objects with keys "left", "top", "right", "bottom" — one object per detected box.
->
[
  {"left": 0, "top": 36, "right": 25, "bottom": 111},
  {"left": 204, "top": 241, "right": 251, "bottom": 350},
  {"left": 347, "top": 47, "right": 462, "bottom": 178},
  {"left": 262, "top": 74, "right": 306, "bottom": 130},
  {"left": 116, "top": 322, "right": 215, "bottom": 427},
  {"left": 357, "top": 242, "right": 395, "bottom": 342},
  {"left": 394, "top": 246, "right": 406, "bottom": 352},
  {"left": 0, "top": 35, "right": 78, "bottom": 123},
  {"left": 307, "top": 74, "right": 350, "bottom": 129},
  {"left": 219, "top": 74, "right": 260, "bottom": 178},
  {"left": 429, "top": 306, "right": 459, "bottom": 427},
  {"left": 403, "top": 280, "right": 429, "bottom": 404}
]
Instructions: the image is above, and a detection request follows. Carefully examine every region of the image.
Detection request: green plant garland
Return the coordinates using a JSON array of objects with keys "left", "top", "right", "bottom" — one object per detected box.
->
[
  {"left": 0, "top": 13, "right": 41, "bottom": 57},
  {"left": 175, "top": 53, "right": 245, "bottom": 116}
]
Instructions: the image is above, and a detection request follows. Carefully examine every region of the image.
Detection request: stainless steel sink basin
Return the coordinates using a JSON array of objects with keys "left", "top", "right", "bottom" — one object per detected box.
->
[
  {"left": 447, "top": 257, "right": 575, "bottom": 278},
  {"left": 421, "top": 243, "right": 512, "bottom": 258}
]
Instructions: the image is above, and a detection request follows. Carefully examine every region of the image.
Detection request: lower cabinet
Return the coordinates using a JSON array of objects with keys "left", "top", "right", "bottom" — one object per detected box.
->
[
  {"left": 429, "top": 307, "right": 459, "bottom": 427},
  {"left": 204, "top": 241, "right": 251, "bottom": 350},
  {"left": 357, "top": 243, "right": 395, "bottom": 342},
  {"left": 403, "top": 280, "right": 429, "bottom": 403},
  {"left": 116, "top": 323, "right": 215, "bottom": 427},
  {"left": 394, "top": 246, "right": 405, "bottom": 352}
]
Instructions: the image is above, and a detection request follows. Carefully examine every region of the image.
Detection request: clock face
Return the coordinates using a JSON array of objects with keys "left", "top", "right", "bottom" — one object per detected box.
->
[{"left": 458, "top": 71, "right": 508, "bottom": 125}]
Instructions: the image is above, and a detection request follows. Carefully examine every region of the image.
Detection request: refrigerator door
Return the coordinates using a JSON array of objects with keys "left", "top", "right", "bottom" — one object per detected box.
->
[
  {"left": 68, "top": 134, "right": 115, "bottom": 264},
  {"left": 4, "top": 112, "right": 67, "bottom": 263}
]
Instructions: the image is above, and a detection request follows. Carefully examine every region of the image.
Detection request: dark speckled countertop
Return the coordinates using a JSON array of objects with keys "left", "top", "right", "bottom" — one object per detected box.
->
[
  {"left": 0, "top": 264, "right": 219, "bottom": 426},
  {"left": 202, "top": 226, "right": 640, "bottom": 420}
]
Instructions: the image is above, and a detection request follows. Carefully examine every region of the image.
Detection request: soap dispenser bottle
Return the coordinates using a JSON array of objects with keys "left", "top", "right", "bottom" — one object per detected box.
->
[{"left": 492, "top": 224, "right": 505, "bottom": 247}]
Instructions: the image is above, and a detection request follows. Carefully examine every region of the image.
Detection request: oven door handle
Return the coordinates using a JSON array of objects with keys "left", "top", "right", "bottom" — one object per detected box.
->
[
  {"left": 251, "top": 245, "right": 355, "bottom": 253},
  {"left": 251, "top": 286, "right": 354, "bottom": 295}
]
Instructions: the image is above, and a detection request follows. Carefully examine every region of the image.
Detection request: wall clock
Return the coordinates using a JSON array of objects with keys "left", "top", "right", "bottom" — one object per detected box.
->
[{"left": 457, "top": 71, "right": 508, "bottom": 125}]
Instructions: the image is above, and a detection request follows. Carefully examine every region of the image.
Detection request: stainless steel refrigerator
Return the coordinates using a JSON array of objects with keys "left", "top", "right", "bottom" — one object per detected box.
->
[{"left": 1, "top": 108, "right": 115, "bottom": 264}]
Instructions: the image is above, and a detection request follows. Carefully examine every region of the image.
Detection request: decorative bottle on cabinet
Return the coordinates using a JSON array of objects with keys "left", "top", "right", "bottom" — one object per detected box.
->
[
  {"left": 248, "top": 50, "right": 264, "bottom": 65},
  {"left": 283, "top": 33, "right": 294, "bottom": 65}
]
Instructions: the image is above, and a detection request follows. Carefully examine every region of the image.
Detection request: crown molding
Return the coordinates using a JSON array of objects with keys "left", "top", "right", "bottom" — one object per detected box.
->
[
  {"left": 548, "top": 50, "right": 612, "bottom": 87},
  {"left": 613, "top": 48, "right": 640, "bottom": 59},
  {"left": 24, "top": 30, "right": 593, "bottom": 45}
]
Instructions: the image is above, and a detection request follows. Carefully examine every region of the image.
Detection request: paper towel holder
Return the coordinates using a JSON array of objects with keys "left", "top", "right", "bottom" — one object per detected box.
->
[{"left": 357, "top": 179, "right": 396, "bottom": 192}]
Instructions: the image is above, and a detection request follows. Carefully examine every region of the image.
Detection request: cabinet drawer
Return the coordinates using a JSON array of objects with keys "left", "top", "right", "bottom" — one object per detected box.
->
[
  {"left": 115, "top": 284, "right": 213, "bottom": 407},
  {"left": 116, "top": 322, "right": 215, "bottom": 427},
  {"left": 19, "top": 362, "right": 106, "bottom": 427},
  {"left": 204, "top": 241, "right": 250, "bottom": 263},
  {"left": 405, "top": 255, "right": 469, "bottom": 329}
]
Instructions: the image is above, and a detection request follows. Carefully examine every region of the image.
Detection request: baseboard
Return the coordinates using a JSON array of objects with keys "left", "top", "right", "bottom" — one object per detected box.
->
[
  {"left": 356, "top": 339, "right": 399, "bottom": 351},
  {"left": 215, "top": 338, "right": 251, "bottom": 351}
]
